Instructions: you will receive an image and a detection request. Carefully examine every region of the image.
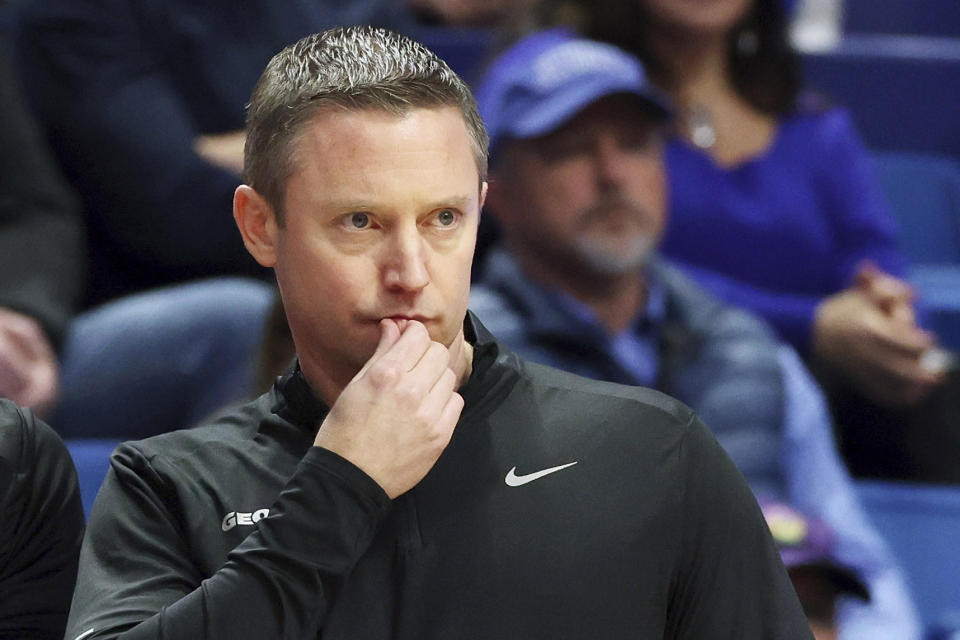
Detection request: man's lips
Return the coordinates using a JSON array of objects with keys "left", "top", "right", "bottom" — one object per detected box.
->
[
  {"left": 362, "top": 313, "right": 431, "bottom": 325},
  {"left": 381, "top": 315, "right": 431, "bottom": 332}
]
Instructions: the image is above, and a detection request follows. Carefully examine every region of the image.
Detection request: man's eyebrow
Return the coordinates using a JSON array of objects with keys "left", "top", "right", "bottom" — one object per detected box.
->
[
  {"left": 324, "top": 195, "right": 476, "bottom": 211},
  {"left": 323, "top": 199, "right": 376, "bottom": 212},
  {"left": 430, "top": 195, "right": 474, "bottom": 209}
]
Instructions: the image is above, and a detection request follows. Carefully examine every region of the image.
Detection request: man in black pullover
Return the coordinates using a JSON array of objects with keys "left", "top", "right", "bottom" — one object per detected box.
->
[
  {"left": 66, "top": 26, "right": 812, "bottom": 639},
  {"left": 0, "top": 399, "right": 84, "bottom": 639}
]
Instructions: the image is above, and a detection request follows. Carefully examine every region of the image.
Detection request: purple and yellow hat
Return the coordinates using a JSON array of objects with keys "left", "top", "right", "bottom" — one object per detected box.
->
[{"left": 762, "top": 501, "right": 871, "bottom": 601}]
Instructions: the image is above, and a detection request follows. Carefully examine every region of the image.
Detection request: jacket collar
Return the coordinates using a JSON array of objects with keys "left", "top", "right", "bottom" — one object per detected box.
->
[
  {"left": 479, "top": 248, "right": 667, "bottom": 341},
  {"left": 272, "top": 311, "right": 510, "bottom": 432}
]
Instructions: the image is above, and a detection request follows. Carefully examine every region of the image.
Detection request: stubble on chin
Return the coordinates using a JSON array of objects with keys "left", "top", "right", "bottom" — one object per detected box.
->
[
  {"left": 572, "top": 196, "right": 659, "bottom": 275},
  {"left": 573, "top": 226, "right": 657, "bottom": 276}
]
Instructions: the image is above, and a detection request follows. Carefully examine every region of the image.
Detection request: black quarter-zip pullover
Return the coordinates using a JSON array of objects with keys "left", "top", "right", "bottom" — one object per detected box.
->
[{"left": 66, "top": 315, "right": 812, "bottom": 640}]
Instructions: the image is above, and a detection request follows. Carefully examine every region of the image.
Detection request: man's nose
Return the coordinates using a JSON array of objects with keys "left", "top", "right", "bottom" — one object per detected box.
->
[
  {"left": 382, "top": 225, "right": 430, "bottom": 293},
  {"left": 594, "top": 136, "right": 632, "bottom": 189}
]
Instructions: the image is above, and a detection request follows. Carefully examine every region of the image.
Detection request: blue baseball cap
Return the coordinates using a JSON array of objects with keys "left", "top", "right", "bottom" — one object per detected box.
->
[
  {"left": 475, "top": 28, "right": 672, "bottom": 159},
  {"left": 762, "top": 501, "right": 871, "bottom": 602}
]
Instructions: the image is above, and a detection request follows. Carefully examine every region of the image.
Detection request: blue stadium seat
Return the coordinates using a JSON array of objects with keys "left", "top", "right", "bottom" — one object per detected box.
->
[
  {"left": 66, "top": 438, "right": 120, "bottom": 519},
  {"left": 870, "top": 151, "right": 960, "bottom": 350},
  {"left": 803, "top": 36, "right": 960, "bottom": 159},
  {"left": 872, "top": 152, "right": 960, "bottom": 265},
  {"left": 910, "top": 265, "right": 960, "bottom": 352},
  {"left": 856, "top": 480, "right": 960, "bottom": 635},
  {"left": 844, "top": 0, "right": 960, "bottom": 39}
]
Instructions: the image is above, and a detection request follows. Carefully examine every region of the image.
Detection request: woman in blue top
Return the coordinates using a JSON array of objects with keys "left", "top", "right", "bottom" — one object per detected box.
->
[
  {"left": 567, "top": 0, "right": 946, "bottom": 408},
  {"left": 526, "top": 0, "right": 960, "bottom": 481}
]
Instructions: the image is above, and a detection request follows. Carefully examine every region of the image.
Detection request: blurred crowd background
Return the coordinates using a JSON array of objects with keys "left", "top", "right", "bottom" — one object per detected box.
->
[{"left": 0, "top": 0, "right": 958, "bottom": 638}]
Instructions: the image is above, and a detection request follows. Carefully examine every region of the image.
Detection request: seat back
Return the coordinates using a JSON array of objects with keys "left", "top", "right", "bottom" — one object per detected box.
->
[
  {"left": 844, "top": 0, "right": 960, "bottom": 39},
  {"left": 803, "top": 37, "right": 960, "bottom": 159},
  {"left": 66, "top": 438, "right": 120, "bottom": 519},
  {"left": 872, "top": 151, "right": 960, "bottom": 265},
  {"left": 856, "top": 480, "right": 960, "bottom": 634}
]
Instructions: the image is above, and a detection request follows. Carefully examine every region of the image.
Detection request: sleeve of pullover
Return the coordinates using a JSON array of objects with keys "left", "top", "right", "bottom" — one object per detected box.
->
[{"left": 65, "top": 444, "right": 392, "bottom": 640}]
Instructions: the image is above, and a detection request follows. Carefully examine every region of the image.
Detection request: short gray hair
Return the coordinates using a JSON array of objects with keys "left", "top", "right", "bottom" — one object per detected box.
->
[{"left": 244, "top": 26, "right": 489, "bottom": 221}]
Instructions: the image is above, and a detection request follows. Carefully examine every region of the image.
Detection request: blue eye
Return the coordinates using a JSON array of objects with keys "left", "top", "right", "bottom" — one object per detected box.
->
[
  {"left": 350, "top": 212, "right": 370, "bottom": 229},
  {"left": 437, "top": 209, "right": 457, "bottom": 226}
]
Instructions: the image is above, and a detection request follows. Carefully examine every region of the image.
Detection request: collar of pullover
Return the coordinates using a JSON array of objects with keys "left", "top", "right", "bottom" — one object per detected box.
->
[{"left": 273, "top": 312, "right": 515, "bottom": 433}]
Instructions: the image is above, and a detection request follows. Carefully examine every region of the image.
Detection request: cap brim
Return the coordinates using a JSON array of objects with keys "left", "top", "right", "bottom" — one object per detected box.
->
[
  {"left": 509, "top": 79, "right": 671, "bottom": 142},
  {"left": 792, "top": 562, "right": 871, "bottom": 602}
]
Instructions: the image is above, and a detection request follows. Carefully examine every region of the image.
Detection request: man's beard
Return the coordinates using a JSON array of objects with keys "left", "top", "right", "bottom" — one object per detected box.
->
[
  {"left": 574, "top": 232, "right": 656, "bottom": 275},
  {"left": 571, "top": 195, "right": 659, "bottom": 275}
]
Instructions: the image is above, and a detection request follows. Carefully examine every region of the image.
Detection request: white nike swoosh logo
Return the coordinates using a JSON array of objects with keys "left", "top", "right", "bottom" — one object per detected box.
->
[{"left": 504, "top": 461, "right": 579, "bottom": 487}]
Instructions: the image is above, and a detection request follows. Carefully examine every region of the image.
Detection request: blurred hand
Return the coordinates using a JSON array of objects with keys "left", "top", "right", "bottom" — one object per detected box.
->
[
  {"left": 313, "top": 319, "right": 463, "bottom": 498},
  {"left": 194, "top": 130, "right": 246, "bottom": 176},
  {"left": 0, "top": 308, "right": 59, "bottom": 418},
  {"left": 813, "top": 274, "right": 942, "bottom": 407},
  {"left": 854, "top": 262, "right": 917, "bottom": 326}
]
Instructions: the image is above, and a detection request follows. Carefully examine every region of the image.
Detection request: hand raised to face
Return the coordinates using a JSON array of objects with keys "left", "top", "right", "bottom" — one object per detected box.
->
[{"left": 313, "top": 319, "right": 464, "bottom": 498}]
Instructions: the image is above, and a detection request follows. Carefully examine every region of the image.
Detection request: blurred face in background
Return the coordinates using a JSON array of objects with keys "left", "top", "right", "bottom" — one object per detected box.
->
[
  {"left": 789, "top": 567, "right": 840, "bottom": 640},
  {"left": 403, "top": 0, "right": 538, "bottom": 26},
  {"left": 639, "top": 0, "right": 754, "bottom": 37},
  {"left": 489, "top": 95, "right": 666, "bottom": 282}
]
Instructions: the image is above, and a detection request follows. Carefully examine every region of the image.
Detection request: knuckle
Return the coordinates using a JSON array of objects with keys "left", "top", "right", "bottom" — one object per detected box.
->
[
  {"left": 396, "top": 383, "right": 423, "bottom": 406},
  {"left": 414, "top": 321, "right": 431, "bottom": 336},
  {"left": 427, "top": 340, "right": 449, "bottom": 357},
  {"left": 439, "top": 367, "right": 456, "bottom": 389},
  {"left": 366, "top": 362, "right": 401, "bottom": 389},
  {"left": 406, "top": 321, "right": 430, "bottom": 342},
  {"left": 411, "top": 406, "right": 433, "bottom": 426}
]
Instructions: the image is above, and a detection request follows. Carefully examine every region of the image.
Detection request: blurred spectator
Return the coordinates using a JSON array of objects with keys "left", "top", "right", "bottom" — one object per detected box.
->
[
  {"left": 7, "top": 1, "right": 536, "bottom": 439},
  {"left": 51, "top": 277, "right": 276, "bottom": 439},
  {"left": 0, "top": 36, "right": 84, "bottom": 418},
  {"left": 762, "top": 500, "right": 873, "bottom": 640},
  {"left": 2, "top": 26, "right": 276, "bottom": 439},
  {"left": 0, "top": 398, "right": 84, "bottom": 639},
  {"left": 9, "top": 2, "right": 428, "bottom": 437},
  {"left": 12, "top": 0, "right": 416, "bottom": 306},
  {"left": 470, "top": 28, "right": 919, "bottom": 640},
  {"left": 11, "top": 0, "right": 528, "bottom": 307},
  {"left": 531, "top": 0, "right": 959, "bottom": 482}
]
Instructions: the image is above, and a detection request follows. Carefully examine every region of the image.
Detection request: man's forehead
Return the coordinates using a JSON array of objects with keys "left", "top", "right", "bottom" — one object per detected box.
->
[
  {"left": 290, "top": 104, "right": 478, "bottom": 167},
  {"left": 282, "top": 105, "right": 483, "bottom": 209},
  {"left": 500, "top": 95, "right": 664, "bottom": 156},
  {"left": 300, "top": 104, "right": 465, "bottom": 138}
]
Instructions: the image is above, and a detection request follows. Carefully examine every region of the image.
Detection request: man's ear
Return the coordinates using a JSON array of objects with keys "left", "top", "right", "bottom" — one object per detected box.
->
[{"left": 234, "top": 185, "right": 279, "bottom": 268}]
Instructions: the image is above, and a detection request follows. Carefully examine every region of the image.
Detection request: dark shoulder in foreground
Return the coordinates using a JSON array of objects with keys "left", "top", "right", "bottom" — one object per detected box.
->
[
  {"left": 112, "top": 391, "right": 282, "bottom": 464},
  {"left": 471, "top": 311, "right": 700, "bottom": 442},
  {"left": 0, "top": 397, "right": 77, "bottom": 490},
  {"left": 517, "top": 356, "right": 700, "bottom": 444},
  {"left": 0, "top": 398, "right": 83, "bottom": 638},
  {"left": 526, "top": 358, "right": 694, "bottom": 417}
]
